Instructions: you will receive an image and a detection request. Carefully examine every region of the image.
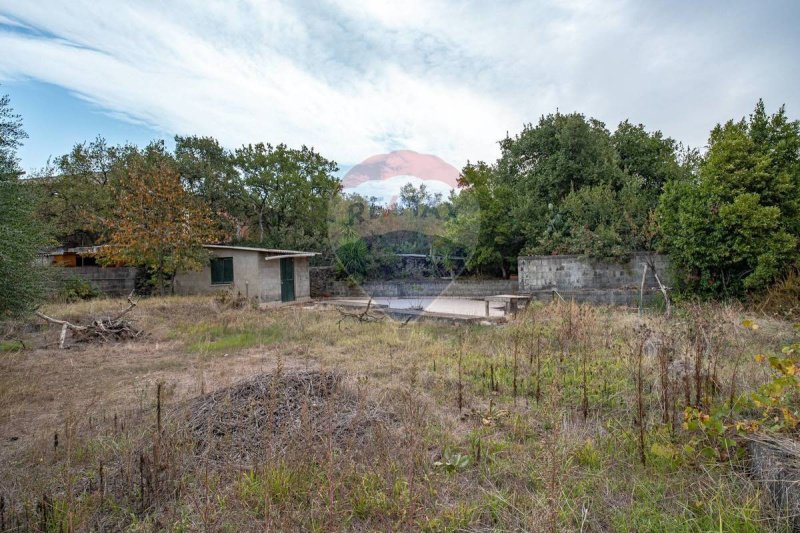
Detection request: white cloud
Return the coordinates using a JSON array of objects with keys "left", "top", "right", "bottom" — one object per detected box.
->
[{"left": 1, "top": 0, "right": 798, "bottom": 168}]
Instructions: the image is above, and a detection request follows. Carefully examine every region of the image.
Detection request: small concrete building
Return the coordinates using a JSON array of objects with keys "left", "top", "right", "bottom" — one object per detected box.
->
[{"left": 173, "top": 245, "right": 316, "bottom": 303}]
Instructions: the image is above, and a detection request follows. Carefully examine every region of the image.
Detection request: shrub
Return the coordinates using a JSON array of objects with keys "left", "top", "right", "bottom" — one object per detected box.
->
[
  {"left": 59, "top": 277, "right": 100, "bottom": 303},
  {"left": 658, "top": 100, "right": 800, "bottom": 298}
]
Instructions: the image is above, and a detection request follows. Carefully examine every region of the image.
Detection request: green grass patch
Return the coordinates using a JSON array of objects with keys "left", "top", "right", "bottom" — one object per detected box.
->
[
  {"left": 181, "top": 322, "right": 284, "bottom": 352},
  {"left": 0, "top": 340, "right": 24, "bottom": 352}
]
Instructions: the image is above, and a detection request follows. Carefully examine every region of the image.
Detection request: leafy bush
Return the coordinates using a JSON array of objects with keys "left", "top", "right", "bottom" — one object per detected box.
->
[
  {"left": 658, "top": 100, "right": 799, "bottom": 298},
  {"left": 335, "top": 236, "right": 369, "bottom": 282},
  {"left": 750, "top": 323, "right": 800, "bottom": 431},
  {"left": 59, "top": 277, "right": 100, "bottom": 303}
]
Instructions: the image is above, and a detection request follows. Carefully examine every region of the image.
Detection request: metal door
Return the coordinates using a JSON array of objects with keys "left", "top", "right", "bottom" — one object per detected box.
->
[{"left": 280, "top": 258, "right": 295, "bottom": 302}]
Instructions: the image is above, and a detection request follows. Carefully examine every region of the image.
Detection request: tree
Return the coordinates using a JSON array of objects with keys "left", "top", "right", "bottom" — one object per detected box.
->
[
  {"left": 0, "top": 91, "right": 51, "bottom": 318},
  {"left": 612, "top": 120, "right": 688, "bottom": 197},
  {"left": 234, "top": 143, "right": 340, "bottom": 255},
  {"left": 446, "top": 161, "right": 520, "bottom": 277},
  {"left": 448, "top": 112, "right": 687, "bottom": 272},
  {"left": 97, "top": 143, "right": 221, "bottom": 296},
  {"left": 33, "top": 136, "right": 126, "bottom": 247},
  {"left": 174, "top": 135, "right": 247, "bottom": 239},
  {"left": 0, "top": 92, "right": 26, "bottom": 182},
  {"left": 497, "top": 112, "right": 624, "bottom": 246},
  {"left": 658, "top": 100, "right": 800, "bottom": 297}
]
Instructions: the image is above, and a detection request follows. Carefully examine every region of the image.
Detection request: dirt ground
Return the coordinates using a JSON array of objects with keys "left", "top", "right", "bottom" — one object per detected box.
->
[
  {"left": 0, "top": 298, "right": 309, "bottom": 464},
  {"left": 0, "top": 295, "right": 797, "bottom": 531}
]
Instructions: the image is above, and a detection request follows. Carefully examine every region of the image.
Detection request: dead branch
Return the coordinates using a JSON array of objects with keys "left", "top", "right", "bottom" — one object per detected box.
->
[
  {"left": 653, "top": 271, "right": 672, "bottom": 319},
  {"left": 35, "top": 293, "right": 142, "bottom": 349},
  {"left": 336, "top": 298, "right": 385, "bottom": 330},
  {"left": 110, "top": 290, "right": 138, "bottom": 322},
  {"left": 34, "top": 311, "right": 87, "bottom": 349},
  {"left": 645, "top": 258, "right": 672, "bottom": 319}
]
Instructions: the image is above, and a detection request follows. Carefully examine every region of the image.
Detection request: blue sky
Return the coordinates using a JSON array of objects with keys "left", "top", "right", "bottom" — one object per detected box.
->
[
  {"left": 2, "top": 1, "right": 799, "bottom": 179},
  {"left": 3, "top": 81, "right": 163, "bottom": 174}
]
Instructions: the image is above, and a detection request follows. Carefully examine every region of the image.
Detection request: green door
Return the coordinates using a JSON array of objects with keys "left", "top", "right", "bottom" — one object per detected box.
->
[{"left": 280, "top": 257, "right": 295, "bottom": 302}]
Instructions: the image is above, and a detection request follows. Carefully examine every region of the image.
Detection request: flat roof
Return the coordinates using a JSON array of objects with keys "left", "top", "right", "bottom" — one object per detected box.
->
[{"left": 203, "top": 244, "right": 318, "bottom": 255}]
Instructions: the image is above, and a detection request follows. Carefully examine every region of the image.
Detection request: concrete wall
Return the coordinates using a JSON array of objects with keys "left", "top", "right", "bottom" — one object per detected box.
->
[
  {"left": 174, "top": 249, "right": 311, "bottom": 302},
  {"left": 260, "top": 258, "right": 281, "bottom": 301},
  {"left": 174, "top": 249, "right": 263, "bottom": 299},
  {"left": 518, "top": 253, "right": 670, "bottom": 292},
  {"left": 55, "top": 266, "right": 137, "bottom": 296},
  {"left": 294, "top": 257, "right": 311, "bottom": 299},
  {"left": 313, "top": 277, "right": 518, "bottom": 298}
]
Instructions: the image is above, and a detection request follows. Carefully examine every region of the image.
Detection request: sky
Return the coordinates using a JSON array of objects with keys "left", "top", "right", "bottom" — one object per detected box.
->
[{"left": 1, "top": 0, "right": 799, "bottom": 193}]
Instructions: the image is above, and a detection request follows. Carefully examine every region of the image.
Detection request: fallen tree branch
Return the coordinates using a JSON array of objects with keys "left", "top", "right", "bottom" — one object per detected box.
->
[
  {"left": 110, "top": 290, "right": 138, "bottom": 322},
  {"left": 35, "top": 293, "right": 142, "bottom": 349},
  {"left": 34, "top": 311, "right": 87, "bottom": 349},
  {"left": 653, "top": 271, "right": 672, "bottom": 319},
  {"left": 336, "top": 298, "right": 385, "bottom": 330}
]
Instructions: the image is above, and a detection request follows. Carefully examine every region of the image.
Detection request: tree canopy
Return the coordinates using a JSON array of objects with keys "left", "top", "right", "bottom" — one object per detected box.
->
[
  {"left": 657, "top": 100, "right": 800, "bottom": 297},
  {"left": 234, "top": 142, "right": 340, "bottom": 257},
  {"left": 447, "top": 111, "right": 690, "bottom": 276},
  {"left": 97, "top": 142, "right": 221, "bottom": 295},
  {"left": 0, "top": 90, "right": 51, "bottom": 318},
  {"left": 5, "top": 92, "right": 797, "bottom": 303}
]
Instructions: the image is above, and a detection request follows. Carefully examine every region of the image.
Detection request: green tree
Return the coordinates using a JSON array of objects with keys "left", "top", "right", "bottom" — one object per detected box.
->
[
  {"left": 0, "top": 91, "right": 51, "bottom": 318},
  {"left": 447, "top": 161, "right": 519, "bottom": 277},
  {"left": 33, "top": 136, "right": 125, "bottom": 247},
  {"left": 449, "top": 112, "right": 685, "bottom": 271},
  {"left": 612, "top": 120, "right": 689, "bottom": 196},
  {"left": 0, "top": 92, "right": 26, "bottom": 181},
  {"left": 234, "top": 143, "right": 340, "bottom": 255},
  {"left": 658, "top": 100, "right": 800, "bottom": 297},
  {"left": 174, "top": 135, "right": 248, "bottom": 240},
  {"left": 496, "top": 112, "right": 624, "bottom": 250}
]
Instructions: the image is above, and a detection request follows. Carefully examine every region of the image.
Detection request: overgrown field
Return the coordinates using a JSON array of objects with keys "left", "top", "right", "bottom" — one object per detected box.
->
[{"left": 0, "top": 296, "right": 798, "bottom": 531}]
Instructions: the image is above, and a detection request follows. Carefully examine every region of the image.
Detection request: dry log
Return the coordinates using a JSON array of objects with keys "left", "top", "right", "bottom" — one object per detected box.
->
[{"left": 35, "top": 291, "right": 141, "bottom": 349}]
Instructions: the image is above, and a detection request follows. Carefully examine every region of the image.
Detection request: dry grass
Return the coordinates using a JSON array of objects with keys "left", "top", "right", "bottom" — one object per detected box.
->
[{"left": 0, "top": 295, "right": 797, "bottom": 531}]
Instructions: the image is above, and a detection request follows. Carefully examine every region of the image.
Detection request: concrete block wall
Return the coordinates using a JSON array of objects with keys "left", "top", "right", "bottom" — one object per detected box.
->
[
  {"left": 518, "top": 253, "right": 670, "bottom": 292},
  {"left": 174, "top": 250, "right": 311, "bottom": 302},
  {"left": 175, "top": 249, "right": 264, "bottom": 299},
  {"left": 293, "top": 257, "right": 311, "bottom": 299},
  {"left": 312, "top": 277, "right": 518, "bottom": 298},
  {"left": 55, "top": 266, "right": 138, "bottom": 296}
]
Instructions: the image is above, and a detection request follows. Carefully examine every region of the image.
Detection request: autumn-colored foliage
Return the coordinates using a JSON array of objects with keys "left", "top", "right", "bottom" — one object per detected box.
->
[{"left": 97, "top": 155, "right": 221, "bottom": 295}]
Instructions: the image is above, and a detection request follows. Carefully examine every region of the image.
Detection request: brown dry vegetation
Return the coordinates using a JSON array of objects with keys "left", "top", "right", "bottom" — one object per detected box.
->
[{"left": 0, "top": 296, "right": 797, "bottom": 531}]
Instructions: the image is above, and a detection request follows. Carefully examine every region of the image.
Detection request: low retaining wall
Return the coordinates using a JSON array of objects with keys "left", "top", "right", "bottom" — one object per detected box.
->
[
  {"left": 359, "top": 279, "right": 518, "bottom": 298},
  {"left": 310, "top": 271, "right": 518, "bottom": 299},
  {"left": 528, "top": 288, "right": 661, "bottom": 306},
  {"left": 54, "top": 266, "right": 138, "bottom": 296},
  {"left": 518, "top": 253, "right": 670, "bottom": 292}
]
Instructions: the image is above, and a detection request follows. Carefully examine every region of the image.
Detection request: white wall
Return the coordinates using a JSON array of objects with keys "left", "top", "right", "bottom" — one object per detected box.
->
[
  {"left": 174, "top": 249, "right": 312, "bottom": 302},
  {"left": 174, "top": 249, "right": 262, "bottom": 299}
]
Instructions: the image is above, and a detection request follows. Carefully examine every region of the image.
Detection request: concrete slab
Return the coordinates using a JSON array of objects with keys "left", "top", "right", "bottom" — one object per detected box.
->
[{"left": 315, "top": 297, "right": 507, "bottom": 324}]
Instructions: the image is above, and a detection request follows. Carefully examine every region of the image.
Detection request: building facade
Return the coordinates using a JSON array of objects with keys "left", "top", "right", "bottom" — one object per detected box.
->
[{"left": 173, "top": 245, "right": 315, "bottom": 303}]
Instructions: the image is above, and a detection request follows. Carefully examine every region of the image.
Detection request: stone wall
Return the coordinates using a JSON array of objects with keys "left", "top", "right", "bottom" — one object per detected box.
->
[
  {"left": 55, "top": 266, "right": 138, "bottom": 296},
  {"left": 518, "top": 252, "right": 670, "bottom": 304}
]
